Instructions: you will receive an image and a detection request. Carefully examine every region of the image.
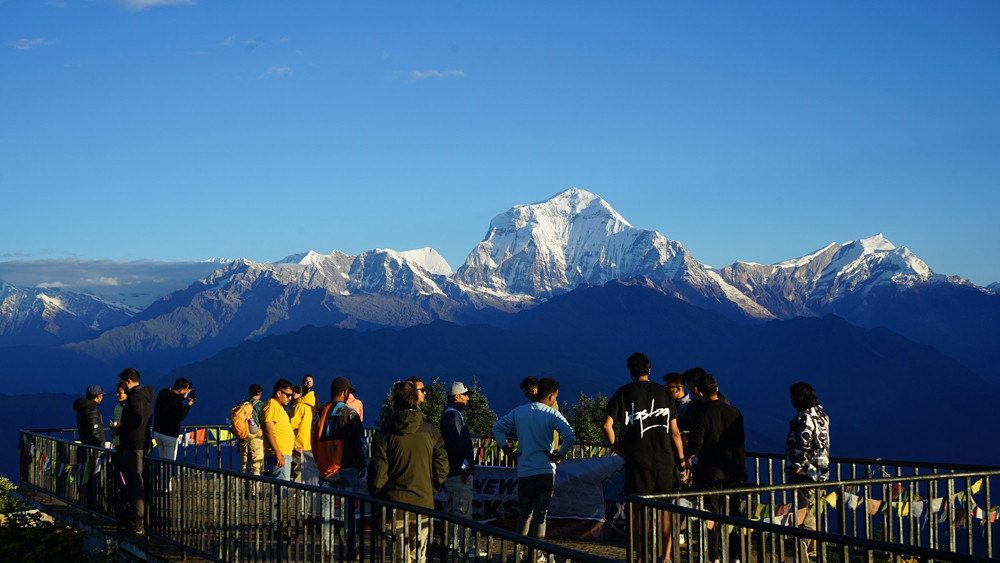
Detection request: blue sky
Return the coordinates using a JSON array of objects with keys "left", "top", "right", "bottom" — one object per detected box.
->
[{"left": 2, "top": 1, "right": 999, "bottom": 286}]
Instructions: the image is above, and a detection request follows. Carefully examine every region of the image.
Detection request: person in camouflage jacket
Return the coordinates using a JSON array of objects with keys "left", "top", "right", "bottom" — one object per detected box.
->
[{"left": 785, "top": 381, "right": 830, "bottom": 561}]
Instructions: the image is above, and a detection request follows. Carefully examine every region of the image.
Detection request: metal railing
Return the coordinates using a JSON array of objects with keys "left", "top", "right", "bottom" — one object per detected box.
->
[
  {"left": 626, "top": 494, "right": 993, "bottom": 563},
  {"left": 19, "top": 430, "right": 616, "bottom": 562},
  {"left": 34, "top": 425, "right": 997, "bottom": 480},
  {"left": 625, "top": 469, "right": 1000, "bottom": 562}
]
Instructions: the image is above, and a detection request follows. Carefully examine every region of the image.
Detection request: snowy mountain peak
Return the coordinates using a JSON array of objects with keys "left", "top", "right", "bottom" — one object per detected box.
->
[
  {"left": 493, "top": 187, "right": 633, "bottom": 236},
  {"left": 396, "top": 247, "right": 453, "bottom": 276}
]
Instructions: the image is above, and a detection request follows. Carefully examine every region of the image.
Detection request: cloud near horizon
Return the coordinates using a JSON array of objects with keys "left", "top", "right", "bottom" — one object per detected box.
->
[
  {"left": 0, "top": 259, "right": 225, "bottom": 308},
  {"left": 410, "top": 69, "right": 465, "bottom": 81}
]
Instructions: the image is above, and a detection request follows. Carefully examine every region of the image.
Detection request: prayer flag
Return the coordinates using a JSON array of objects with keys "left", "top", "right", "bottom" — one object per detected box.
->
[
  {"left": 930, "top": 498, "right": 946, "bottom": 513},
  {"left": 776, "top": 503, "right": 790, "bottom": 517},
  {"left": 972, "top": 479, "right": 983, "bottom": 495},
  {"left": 891, "top": 483, "right": 904, "bottom": 500},
  {"left": 867, "top": 499, "right": 882, "bottom": 516},
  {"left": 845, "top": 492, "right": 864, "bottom": 510},
  {"left": 912, "top": 500, "right": 925, "bottom": 519},
  {"left": 825, "top": 491, "right": 838, "bottom": 508},
  {"left": 955, "top": 508, "right": 968, "bottom": 528}
]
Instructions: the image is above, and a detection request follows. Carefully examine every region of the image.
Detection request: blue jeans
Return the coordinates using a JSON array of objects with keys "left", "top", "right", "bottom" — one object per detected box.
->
[
  {"left": 265, "top": 454, "right": 292, "bottom": 481},
  {"left": 517, "top": 473, "right": 554, "bottom": 539}
]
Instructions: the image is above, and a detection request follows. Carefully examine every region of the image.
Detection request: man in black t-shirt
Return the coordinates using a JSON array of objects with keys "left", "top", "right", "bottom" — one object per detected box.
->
[
  {"left": 686, "top": 372, "right": 747, "bottom": 563},
  {"left": 603, "top": 352, "right": 687, "bottom": 561}
]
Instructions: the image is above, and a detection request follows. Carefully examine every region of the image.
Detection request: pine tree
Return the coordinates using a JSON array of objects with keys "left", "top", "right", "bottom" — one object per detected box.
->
[
  {"left": 563, "top": 392, "right": 611, "bottom": 443},
  {"left": 463, "top": 377, "right": 498, "bottom": 435}
]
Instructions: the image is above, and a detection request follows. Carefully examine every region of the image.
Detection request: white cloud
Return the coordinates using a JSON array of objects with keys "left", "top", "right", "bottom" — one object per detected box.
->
[
  {"left": 78, "top": 277, "right": 123, "bottom": 287},
  {"left": 45, "top": 2, "right": 68, "bottom": 7},
  {"left": 410, "top": 69, "right": 465, "bottom": 81},
  {"left": 0, "top": 259, "right": 226, "bottom": 308},
  {"left": 260, "top": 64, "right": 292, "bottom": 79},
  {"left": 114, "top": 0, "right": 194, "bottom": 12},
  {"left": 221, "top": 35, "right": 236, "bottom": 46},
  {"left": 7, "top": 38, "right": 55, "bottom": 51}
]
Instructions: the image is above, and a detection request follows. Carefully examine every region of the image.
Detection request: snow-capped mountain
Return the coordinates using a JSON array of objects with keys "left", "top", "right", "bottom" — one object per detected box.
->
[
  {"left": 719, "top": 233, "right": 965, "bottom": 319},
  {"left": 64, "top": 247, "right": 531, "bottom": 364},
  {"left": 0, "top": 281, "right": 137, "bottom": 345},
  {"left": 456, "top": 187, "right": 774, "bottom": 319},
  {"left": 5, "top": 187, "right": 996, "bottom": 381}
]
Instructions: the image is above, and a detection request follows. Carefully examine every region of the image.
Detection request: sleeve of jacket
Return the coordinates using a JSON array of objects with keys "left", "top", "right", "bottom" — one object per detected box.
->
[
  {"left": 431, "top": 427, "right": 449, "bottom": 492},
  {"left": 85, "top": 405, "right": 104, "bottom": 446},
  {"left": 348, "top": 410, "right": 368, "bottom": 469},
  {"left": 178, "top": 399, "right": 192, "bottom": 424},
  {"left": 785, "top": 411, "right": 812, "bottom": 474},
  {"left": 687, "top": 408, "right": 709, "bottom": 458},
  {"left": 367, "top": 431, "right": 388, "bottom": 496},
  {"left": 492, "top": 410, "right": 515, "bottom": 446}
]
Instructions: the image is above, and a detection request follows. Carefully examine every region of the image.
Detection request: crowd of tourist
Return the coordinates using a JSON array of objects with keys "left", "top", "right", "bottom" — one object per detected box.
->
[{"left": 73, "top": 354, "right": 831, "bottom": 562}]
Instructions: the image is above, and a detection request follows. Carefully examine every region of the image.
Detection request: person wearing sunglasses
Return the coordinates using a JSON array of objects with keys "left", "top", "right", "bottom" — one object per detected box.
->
[{"left": 263, "top": 379, "right": 296, "bottom": 481}]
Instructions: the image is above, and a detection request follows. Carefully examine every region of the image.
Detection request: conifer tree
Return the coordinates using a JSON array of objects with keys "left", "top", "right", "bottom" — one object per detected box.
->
[
  {"left": 563, "top": 392, "right": 611, "bottom": 442},
  {"left": 463, "top": 377, "right": 498, "bottom": 435}
]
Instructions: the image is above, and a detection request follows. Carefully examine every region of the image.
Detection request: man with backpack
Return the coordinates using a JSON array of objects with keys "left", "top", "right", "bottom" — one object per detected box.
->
[
  {"left": 232, "top": 384, "right": 265, "bottom": 475},
  {"left": 313, "top": 377, "right": 368, "bottom": 559}
]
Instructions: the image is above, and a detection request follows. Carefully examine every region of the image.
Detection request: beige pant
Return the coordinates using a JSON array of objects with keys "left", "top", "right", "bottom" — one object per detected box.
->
[
  {"left": 240, "top": 436, "right": 264, "bottom": 475},
  {"left": 797, "top": 487, "right": 819, "bottom": 560},
  {"left": 386, "top": 514, "right": 429, "bottom": 563}
]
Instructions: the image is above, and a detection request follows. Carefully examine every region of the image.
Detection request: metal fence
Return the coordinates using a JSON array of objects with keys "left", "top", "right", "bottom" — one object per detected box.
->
[
  {"left": 625, "top": 469, "right": 1000, "bottom": 562},
  {"left": 19, "top": 430, "right": 616, "bottom": 562},
  {"left": 33, "top": 425, "right": 997, "bottom": 480}
]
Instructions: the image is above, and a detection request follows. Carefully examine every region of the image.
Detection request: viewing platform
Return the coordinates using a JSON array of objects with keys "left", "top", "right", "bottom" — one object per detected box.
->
[{"left": 16, "top": 425, "right": 1000, "bottom": 562}]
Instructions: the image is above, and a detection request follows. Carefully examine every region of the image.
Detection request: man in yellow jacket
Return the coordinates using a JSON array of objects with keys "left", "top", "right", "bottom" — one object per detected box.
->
[{"left": 290, "top": 385, "right": 318, "bottom": 484}]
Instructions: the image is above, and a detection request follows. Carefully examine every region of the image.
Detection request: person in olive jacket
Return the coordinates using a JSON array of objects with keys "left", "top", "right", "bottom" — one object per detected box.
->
[
  {"left": 368, "top": 380, "right": 448, "bottom": 562},
  {"left": 368, "top": 380, "right": 449, "bottom": 509}
]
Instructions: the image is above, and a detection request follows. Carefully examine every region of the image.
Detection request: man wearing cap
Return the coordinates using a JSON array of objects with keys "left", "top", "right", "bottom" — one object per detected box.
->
[
  {"left": 442, "top": 382, "right": 479, "bottom": 555},
  {"left": 75, "top": 384, "right": 106, "bottom": 447},
  {"left": 313, "top": 376, "right": 368, "bottom": 558}
]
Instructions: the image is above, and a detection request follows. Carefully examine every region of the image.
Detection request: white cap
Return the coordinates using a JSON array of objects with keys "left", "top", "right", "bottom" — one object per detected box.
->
[{"left": 446, "top": 381, "right": 471, "bottom": 397}]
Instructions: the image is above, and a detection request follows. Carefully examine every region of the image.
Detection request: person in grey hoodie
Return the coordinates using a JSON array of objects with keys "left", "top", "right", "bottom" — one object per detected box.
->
[{"left": 368, "top": 381, "right": 448, "bottom": 563}]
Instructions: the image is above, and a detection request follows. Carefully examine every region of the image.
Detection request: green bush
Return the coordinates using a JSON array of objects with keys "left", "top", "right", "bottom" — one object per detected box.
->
[{"left": 0, "top": 476, "right": 115, "bottom": 563}]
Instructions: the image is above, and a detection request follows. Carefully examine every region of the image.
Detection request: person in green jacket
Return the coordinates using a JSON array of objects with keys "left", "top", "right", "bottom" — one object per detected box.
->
[{"left": 368, "top": 380, "right": 449, "bottom": 562}]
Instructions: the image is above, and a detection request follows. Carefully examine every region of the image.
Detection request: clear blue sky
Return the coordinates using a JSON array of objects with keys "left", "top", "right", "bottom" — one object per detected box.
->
[{"left": 3, "top": 1, "right": 998, "bottom": 286}]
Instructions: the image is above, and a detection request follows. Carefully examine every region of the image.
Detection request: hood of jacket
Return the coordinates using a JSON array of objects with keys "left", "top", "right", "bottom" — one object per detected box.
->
[
  {"left": 386, "top": 409, "right": 424, "bottom": 435},
  {"left": 296, "top": 392, "right": 316, "bottom": 410},
  {"left": 127, "top": 385, "right": 154, "bottom": 406},
  {"left": 73, "top": 397, "right": 97, "bottom": 412}
]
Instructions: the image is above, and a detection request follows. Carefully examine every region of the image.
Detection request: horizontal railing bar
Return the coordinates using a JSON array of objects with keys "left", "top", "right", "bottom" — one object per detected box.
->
[
  {"left": 33, "top": 425, "right": 1000, "bottom": 471},
  {"left": 627, "top": 495, "right": 992, "bottom": 563},
  {"left": 646, "top": 469, "right": 1000, "bottom": 500}
]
